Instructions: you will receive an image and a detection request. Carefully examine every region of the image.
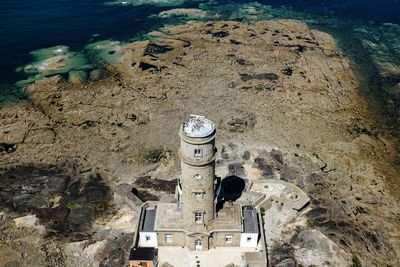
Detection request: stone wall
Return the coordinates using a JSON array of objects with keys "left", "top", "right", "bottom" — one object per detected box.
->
[
  {"left": 186, "top": 234, "right": 210, "bottom": 251},
  {"left": 180, "top": 162, "right": 216, "bottom": 226},
  {"left": 212, "top": 231, "right": 241, "bottom": 248},
  {"left": 156, "top": 231, "right": 186, "bottom": 247}
]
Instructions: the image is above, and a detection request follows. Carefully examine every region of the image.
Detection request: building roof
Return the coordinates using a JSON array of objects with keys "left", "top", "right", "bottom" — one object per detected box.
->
[
  {"left": 140, "top": 208, "right": 156, "bottom": 232},
  {"left": 129, "top": 247, "right": 158, "bottom": 261},
  {"left": 243, "top": 206, "right": 259, "bottom": 233},
  {"left": 209, "top": 202, "right": 242, "bottom": 231},
  {"left": 182, "top": 115, "right": 215, "bottom": 138},
  {"left": 154, "top": 203, "right": 185, "bottom": 230}
]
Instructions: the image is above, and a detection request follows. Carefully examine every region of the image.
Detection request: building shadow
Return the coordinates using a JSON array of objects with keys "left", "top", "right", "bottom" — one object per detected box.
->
[
  {"left": 216, "top": 175, "right": 246, "bottom": 212},
  {"left": 221, "top": 175, "right": 246, "bottom": 199}
]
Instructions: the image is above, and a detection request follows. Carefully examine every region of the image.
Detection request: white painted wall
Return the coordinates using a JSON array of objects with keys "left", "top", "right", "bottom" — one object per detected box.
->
[
  {"left": 240, "top": 233, "right": 258, "bottom": 248},
  {"left": 139, "top": 232, "right": 158, "bottom": 247}
]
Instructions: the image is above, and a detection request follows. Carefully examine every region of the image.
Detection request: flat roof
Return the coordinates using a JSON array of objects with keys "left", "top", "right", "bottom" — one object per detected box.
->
[
  {"left": 209, "top": 203, "right": 242, "bottom": 231},
  {"left": 154, "top": 203, "right": 185, "bottom": 230},
  {"left": 140, "top": 208, "right": 156, "bottom": 232},
  {"left": 129, "top": 247, "right": 158, "bottom": 261},
  {"left": 182, "top": 115, "right": 215, "bottom": 138},
  {"left": 243, "top": 206, "right": 259, "bottom": 233}
]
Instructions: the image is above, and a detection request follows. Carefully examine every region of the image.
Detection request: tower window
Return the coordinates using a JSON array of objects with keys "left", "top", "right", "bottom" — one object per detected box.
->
[
  {"left": 225, "top": 234, "right": 233, "bottom": 244},
  {"left": 195, "top": 212, "right": 203, "bottom": 223},
  {"left": 145, "top": 235, "right": 151, "bottom": 241},
  {"left": 194, "top": 148, "right": 202, "bottom": 157},
  {"left": 247, "top": 237, "right": 252, "bottom": 242},
  {"left": 165, "top": 234, "right": 173, "bottom": 243},
  {"left": 194, "top": 174, "right": 203, "bottom": 180},
  {"left": 194, "top": 192, "right": 203, "bottom": 199}
]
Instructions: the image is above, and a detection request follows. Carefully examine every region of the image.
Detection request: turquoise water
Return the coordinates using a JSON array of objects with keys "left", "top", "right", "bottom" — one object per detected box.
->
[{"left": 0, "top": 0, "right": 399, "bottom": 132}]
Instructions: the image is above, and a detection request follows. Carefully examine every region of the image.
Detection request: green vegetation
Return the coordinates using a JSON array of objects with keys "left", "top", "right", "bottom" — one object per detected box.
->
[
  {"left": 137, "top": 190, "right": 160, "bottom": 202},
  {"left": 144, "top": 147, "right": 169, "bottom": 163},
  {"left": 93, "top": 200, "right": 111, "bottom": 214},
  {"left": 44, "top": 247, "right": 65, "bottom": 267},
  {"left": 66, "top": 201, "right": 78, "bottom": 209},
  {"left": 133, "top": 147, "right": 171, "bottom": 164}
]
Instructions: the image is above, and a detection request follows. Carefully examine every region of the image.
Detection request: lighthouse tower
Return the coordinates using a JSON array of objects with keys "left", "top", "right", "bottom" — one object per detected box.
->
[{"left": 178, "top": 115, "right": 217, "bottom": 249}]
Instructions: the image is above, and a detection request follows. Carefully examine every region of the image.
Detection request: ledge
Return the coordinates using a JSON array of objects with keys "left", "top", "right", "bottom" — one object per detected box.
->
[{"left": 178, "top": 149, "right": 216, "bottom": 166}]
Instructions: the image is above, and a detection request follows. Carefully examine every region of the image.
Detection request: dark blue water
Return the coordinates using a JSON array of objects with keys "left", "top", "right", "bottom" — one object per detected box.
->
[
  {"left": 0, "top": 0, "right": 172, "bottom": 85},
  {"left": 0, "top": 0, "right": 400, "bottom": 107},
  {"left": 259, "top": 0, "right": 400, "bottom": 23}
]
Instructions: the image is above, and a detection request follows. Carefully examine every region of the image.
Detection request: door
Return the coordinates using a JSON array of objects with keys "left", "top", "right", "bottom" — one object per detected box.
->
[{"left": 195, "top": 239, "right": 202, "bottom": 251}]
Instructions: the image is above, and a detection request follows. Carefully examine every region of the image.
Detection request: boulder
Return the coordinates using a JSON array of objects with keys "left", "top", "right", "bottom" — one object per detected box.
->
[
  {"left": 13, "top": 214, "right": 45, "bottom": 234},
  {"left": 68, "top": 71, "right": 88, "bottom": 84}
]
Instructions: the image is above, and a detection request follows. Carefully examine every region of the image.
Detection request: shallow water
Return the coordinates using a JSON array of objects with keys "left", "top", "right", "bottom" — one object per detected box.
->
[{"left": 1, "top": 0, "right": 399, "bottom": 131}]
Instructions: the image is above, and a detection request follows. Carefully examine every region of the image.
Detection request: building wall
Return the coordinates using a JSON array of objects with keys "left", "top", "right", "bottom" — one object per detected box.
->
[
  {"left": 240, "top": 233, "right": 258, "bottom": 248},
  {"left": 212, "top": 232, "right": 241, "bottom": 248},
  {"left": 138, "top": 232, "right": 158, "bottom": 247},
  {"left": 179, "top": 129, "right": 216, "bottom": 232},
  {"left": 156, "top": 231, "right": 186, "bottom": 247},
  {"left": 180, "top": 136, "right": 215, "bottom": 163},
  {"left": 180, "top": 162, "right": 216, "bottom": 227},
  {"left": 186, "top": 234, "right": 210, "bottom": 251}
]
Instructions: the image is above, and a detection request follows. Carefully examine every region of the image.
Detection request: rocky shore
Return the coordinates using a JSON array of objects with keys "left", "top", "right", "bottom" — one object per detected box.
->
[{"left": 1, "top": 20, "right": 399, "bottom": 266}]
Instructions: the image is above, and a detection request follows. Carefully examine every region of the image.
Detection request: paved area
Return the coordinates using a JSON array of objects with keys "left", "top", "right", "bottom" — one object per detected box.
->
[
  {"left": 158, "top": 246, "right": 260, "bottom": 267},
  {"left": 251, "top": 179, "right": 310, "bottom": 211},
  {"left": 250, "top": 179, "right": 311, "bottom": 250}
]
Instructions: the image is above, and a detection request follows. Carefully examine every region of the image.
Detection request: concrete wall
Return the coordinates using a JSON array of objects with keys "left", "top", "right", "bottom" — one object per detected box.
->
[
  {"left": 138, "top": 232, "right": 158, "bottom": 247},
  {"left": 240, "top": 233, "right": 258, "bottom": 248}
]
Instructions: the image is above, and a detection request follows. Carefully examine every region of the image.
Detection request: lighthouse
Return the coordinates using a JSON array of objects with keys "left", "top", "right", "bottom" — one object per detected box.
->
[
  {"left": 178, "top": 115, "right": 217, "bottom": 249},
  {"left": 134, "top": 114, "right": 259, "bottom": 254}
]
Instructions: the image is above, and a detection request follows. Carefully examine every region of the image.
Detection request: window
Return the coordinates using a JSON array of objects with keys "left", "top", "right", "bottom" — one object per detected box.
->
[
  {"left": 247, "top": 237, "right": 252, "bottom": 242},
  {"left": 165, "top": 234, "right": 173, "bottom": 243},
  {"left": 195, "top": 239, "right": 202, "bottom": 249},
  {"left": 195, "top": 212, "right": 203, "bottom": 223},
  {"left": 194, "top": 148, "right": 202, "bottom": 157},
  {"left": 145, "top": 235, "right": 151, "bottom": 241},
  {"left": 194, "top": 174, "right": 203, "bottom": 180},
  {"left": 194, "top": 192, "right": 203, "bottom": 199},
  {"left": 225, "top": 234, "right": 233, "bottom": 244}
]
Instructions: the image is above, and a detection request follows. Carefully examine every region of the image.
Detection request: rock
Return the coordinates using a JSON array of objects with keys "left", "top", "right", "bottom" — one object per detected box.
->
[
  {"left": 83, "top": 240, "right": 108, "bottom": 265},
  {"left": 24, "top": 128, "right": 55, "bottom": 144},
  {"left": 0, "top": 143, "right": 17, "bottom": 155},
  {"left": 293, "top": 229, "right": 352, "bottom": 266},
  {"left": 1, "top": 20, "right": 400, "bottom": 267},
  {"left": 311, "top": 30, "right": 336, "bottom": 56},
  {"left": 224, "top": 112, "right": 256, "bottom": 132},
  {"left": 89, "top": 69, "right": 102, "bottom": 81},
  {"left": 13, "top": 214, "right": 38, "bottom": 227},
  {"left": 13, "top": 214, "right": 45, "bottom": 234},
  {"left": 63, "top": 240, "right": 89, "bottom": 257},
  {"left": 68, "top": 70, "right": 88, "bottom": 84},
  {"left": 158, "top": 8, "right": 207, "bottom": 18}
]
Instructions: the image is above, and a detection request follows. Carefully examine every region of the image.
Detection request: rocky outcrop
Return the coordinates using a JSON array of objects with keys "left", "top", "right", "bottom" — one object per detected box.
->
[{"left": 1, "top": 20, "right": 399, "bottom": 266}]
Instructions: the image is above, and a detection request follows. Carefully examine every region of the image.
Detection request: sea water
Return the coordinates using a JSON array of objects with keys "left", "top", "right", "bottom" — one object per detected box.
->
[{"left": 0, "top": 0, "right": 399, "bottom": 130}]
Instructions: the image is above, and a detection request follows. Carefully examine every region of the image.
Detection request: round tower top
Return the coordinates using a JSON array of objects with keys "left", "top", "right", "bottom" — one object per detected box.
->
[{"left": 181, "top": 115, "right": 215, "bottom": 138}]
